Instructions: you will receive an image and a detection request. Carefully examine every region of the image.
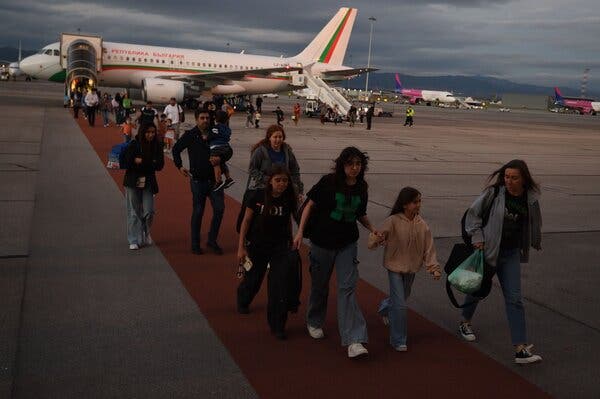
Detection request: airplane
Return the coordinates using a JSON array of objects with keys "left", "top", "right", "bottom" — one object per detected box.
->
[
  {"left": 554, "top": 87, "right": 597, "bottom": 115},
  {"left": 394, "top": 73, "right": 457, "bottom": 105},
  {"left": 20, "top": 8, "right": 375, "bottom": 104}
]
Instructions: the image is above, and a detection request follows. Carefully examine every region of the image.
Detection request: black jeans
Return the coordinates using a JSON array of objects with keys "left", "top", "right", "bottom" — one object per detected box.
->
[
  {"left": 190, "top": 179, "right": 225, "bottom": 249},
  {"left": 237, "top": 244, "right": 292, "bottom": 333},
  {"left": 87, "top": 106, "right": 97, "bottom": 126}
]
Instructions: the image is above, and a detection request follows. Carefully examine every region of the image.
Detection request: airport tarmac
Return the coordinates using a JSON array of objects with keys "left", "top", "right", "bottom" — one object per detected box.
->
[{"left": 1, "top": 80, "right": 599, "bottom": 398}]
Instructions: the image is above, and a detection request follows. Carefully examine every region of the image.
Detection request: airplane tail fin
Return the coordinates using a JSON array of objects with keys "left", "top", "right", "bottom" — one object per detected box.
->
[
  {"left": 394, "top": 73, "right": 403, "bottom": 92},
  {"left": 554, "top": 87, "right": 564, "bottom": 103},
  {"left": 295, "top": 7, "right": 357, "bottom": 65}
]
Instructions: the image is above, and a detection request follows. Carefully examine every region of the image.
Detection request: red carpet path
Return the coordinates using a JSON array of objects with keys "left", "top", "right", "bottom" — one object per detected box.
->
[{"left": 77, "top": 116, "right": 552, "bottom": 398}]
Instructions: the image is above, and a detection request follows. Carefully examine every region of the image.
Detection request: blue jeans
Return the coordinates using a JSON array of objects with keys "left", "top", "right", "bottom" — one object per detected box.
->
[
  {"left": 102, "top": 109, "right": 110, "bottom": 125},
  {"left": 190, "top": 179, "right": 224, "bottom": 249},
  {"left": 378, "top": 271, "right": 416, "bottom": 347},
  {"left": 306, "top": 242, "right": 368, "bottom": 346},
  {"left": 461, "top": 247, "right": 527, "bottom": 345},
  {"left": 125, "top": 186, "right": 154, "bottom": 245}
]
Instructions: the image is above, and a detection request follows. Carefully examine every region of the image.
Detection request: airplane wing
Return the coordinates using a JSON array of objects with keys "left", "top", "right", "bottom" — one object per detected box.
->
[
  {"left": 156, "top": 66, "right": 302, "bottom": 83},
  {"left": 321, "top": 67, "right": 378, "bottom": 80}
]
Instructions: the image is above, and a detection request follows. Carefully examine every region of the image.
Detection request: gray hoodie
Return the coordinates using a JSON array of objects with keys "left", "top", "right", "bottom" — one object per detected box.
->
[
  {"left": 246, "top": 143, "right": 303, "bottom": 194},
  {"left": 465, "top": 185, "right": 542, "bottom": 267}
]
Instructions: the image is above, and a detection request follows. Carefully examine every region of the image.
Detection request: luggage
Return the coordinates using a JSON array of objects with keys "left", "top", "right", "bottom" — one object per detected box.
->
[{"left": 107, "top": 142, "right": 130, "bottom": 169}]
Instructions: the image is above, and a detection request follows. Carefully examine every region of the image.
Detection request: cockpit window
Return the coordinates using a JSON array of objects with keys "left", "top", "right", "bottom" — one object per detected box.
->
[
  {"left": 53, "top": 50, "right": 60, "bottom": 56},
  {"left": 44, "top": 49, "right": 52, "bottom": 55}
]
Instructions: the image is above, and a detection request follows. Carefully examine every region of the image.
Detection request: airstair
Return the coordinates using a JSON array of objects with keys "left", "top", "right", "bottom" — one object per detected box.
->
[
  {"left": 304, "top": 72, "right": 352, "bottom": 116},
  {"left": 60, "top": 33, "right": 103, "bottom": 94}
]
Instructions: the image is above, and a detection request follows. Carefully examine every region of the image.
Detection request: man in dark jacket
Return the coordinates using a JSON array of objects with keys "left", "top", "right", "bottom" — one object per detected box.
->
[
  {"left": 366, "top": 104, "right": 375, "bottom": 130},
  {"left": 172, "top": 109, "right": 225, "bottom": 255}
]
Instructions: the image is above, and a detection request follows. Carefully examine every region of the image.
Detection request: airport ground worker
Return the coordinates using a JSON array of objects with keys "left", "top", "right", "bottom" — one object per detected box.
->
[{"left": 404, "top": 106, "right": 415, "bottom": 127}]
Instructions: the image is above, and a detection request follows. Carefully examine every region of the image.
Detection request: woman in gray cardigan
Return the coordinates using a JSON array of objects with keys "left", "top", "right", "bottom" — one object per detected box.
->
[
  {"left": 459, "top": 159, "right": 543, "bottom": 365},
  {"left": 236, "top": 124, "right": 304, "bottom": 233},
  {"left": 247, "top": 124, "right": 303, "bottom": 196}
]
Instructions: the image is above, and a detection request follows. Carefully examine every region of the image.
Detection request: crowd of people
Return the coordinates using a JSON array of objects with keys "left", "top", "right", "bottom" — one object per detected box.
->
[{"left": 73, "top": 95, "right": 543, "bottom": 364}]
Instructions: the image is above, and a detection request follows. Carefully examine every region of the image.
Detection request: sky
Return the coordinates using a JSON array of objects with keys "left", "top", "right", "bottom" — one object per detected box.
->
[{"left": 1, "top": 0, "right": 599, "bottom": 90}]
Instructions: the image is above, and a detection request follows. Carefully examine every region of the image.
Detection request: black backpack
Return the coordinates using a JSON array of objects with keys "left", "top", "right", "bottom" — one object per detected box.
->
[{"left": 445, "top": 186, "right": 499, "bottom": 308}]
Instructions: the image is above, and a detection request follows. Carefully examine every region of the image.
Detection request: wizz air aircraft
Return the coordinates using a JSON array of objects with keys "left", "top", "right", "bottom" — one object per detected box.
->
[
  {"left": 394, "top": 73, "right": 457, "bottom": 104},
  {"left": 554, "top": 87, "right": 598, "bottom": 115},
  {"left": 19, "top": 8, "right": 374, "bottom": 104}
]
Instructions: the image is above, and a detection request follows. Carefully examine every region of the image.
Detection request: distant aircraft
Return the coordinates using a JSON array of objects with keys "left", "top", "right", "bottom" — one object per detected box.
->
[
  {"left": 20, "top": 8, "right": 375, "bottom": 104},
  {"left": 394, "top": 73, "right": 457, "bottom": 104},
  {"left": 8, "top": 41, "right": 26, "bottom": 80},
  {"left": 554, "top": 87, "right": 597, "bottom": 115}
]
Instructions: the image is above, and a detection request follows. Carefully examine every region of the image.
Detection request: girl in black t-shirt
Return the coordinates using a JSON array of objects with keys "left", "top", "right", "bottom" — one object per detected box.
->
[
  {"left": 293, "top": 147, "right": 382, "bottom": 358},
  {"left": 236, "top": 165, "right": 298, "bottom": 339}
]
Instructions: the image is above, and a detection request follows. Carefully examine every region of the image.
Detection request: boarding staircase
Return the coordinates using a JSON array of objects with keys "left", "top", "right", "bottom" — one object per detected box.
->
[
  {"left": 304, "top": 72, "right": 352, "bottom": 116},
  {"left": 60, "top": 33, "right": 103, "bottom": 94}
]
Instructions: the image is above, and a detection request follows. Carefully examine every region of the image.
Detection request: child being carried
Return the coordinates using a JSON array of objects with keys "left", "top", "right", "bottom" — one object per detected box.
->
[{"left": 210, "top": 110, "right": 235, "bottom": 191}]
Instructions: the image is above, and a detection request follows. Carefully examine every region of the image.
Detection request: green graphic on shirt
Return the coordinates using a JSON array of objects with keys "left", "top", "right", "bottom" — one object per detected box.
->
[{"left": 330, "top": 193, "right": 361, "bottom": 222}]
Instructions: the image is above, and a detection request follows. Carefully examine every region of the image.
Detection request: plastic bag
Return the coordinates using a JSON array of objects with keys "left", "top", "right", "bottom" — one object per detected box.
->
[{"left": 448, "top": 249, "right": 484, "bottom": 294}]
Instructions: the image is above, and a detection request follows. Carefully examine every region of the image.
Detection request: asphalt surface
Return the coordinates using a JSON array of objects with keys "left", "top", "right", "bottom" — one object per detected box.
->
[{"left": 1, "top": 80, "right": 599, "bottom": 398}]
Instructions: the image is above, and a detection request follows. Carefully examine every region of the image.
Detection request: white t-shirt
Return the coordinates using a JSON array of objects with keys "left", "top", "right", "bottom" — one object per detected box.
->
[{"left": 163, "top": 104, "right": 182, "bottom": 124}]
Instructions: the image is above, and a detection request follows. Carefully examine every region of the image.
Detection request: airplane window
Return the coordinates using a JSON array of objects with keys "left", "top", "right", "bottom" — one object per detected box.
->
[
  {"left": 126, "top": 57, "right": 130, "bottom": 61},
  {"left": 53, "top": 50, "right": 60, "bottom": 56},
  {"left": 144, "top": 58, "right": 147, "bottom": 62},
  {"left": 179, "top": 61, "right": 182, "bottom": 65},
  {"left": 202, "top": 63, "right": 206, "bottom": 67},
  {"left": 108, "top": 55, "right": 111, "bottom": 60},
  {"left": 219, "top": 64, "right": 222, "bottom": 68},
  {"left": 162, "top": 60, "right": 165, "bottom": 64}
]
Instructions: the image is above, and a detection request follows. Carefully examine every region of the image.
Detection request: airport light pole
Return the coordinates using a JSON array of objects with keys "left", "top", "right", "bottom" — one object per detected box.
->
[{"left": 365, "top": 16, "right": 376, "bottom": 95}]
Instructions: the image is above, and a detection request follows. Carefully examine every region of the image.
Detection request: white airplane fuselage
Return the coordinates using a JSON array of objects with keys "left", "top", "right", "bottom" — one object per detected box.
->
[{"left": 21, "top": 41, "right": 351, "bottom": 95}]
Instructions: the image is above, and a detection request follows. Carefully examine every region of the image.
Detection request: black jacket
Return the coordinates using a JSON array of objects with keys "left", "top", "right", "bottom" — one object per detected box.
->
[
  {"left": 123, "top": 139, "right": 165, "bottom": 194},
  {"left": 172, "top": 126, "right": 214, "bottom": 181}
]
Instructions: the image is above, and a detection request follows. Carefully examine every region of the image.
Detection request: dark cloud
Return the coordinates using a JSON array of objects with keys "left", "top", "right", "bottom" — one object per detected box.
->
[{"left": 0, "top": 0, "right": 598, "bottom": 88}]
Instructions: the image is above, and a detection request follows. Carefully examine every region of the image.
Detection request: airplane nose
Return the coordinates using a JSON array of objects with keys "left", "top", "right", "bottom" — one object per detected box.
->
[{"left": 19, "top": 56, "right": 37, "bottom": 76}]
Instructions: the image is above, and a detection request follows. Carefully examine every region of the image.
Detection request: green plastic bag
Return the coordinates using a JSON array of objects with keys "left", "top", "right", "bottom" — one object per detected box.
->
[{"left": 448, "top": 249, "right": 484, "bottom": 294}]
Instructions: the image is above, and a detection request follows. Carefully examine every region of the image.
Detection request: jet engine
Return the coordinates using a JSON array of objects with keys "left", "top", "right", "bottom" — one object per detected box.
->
[{"left": 142, "top": 78, "right": 201, "bottom": 103}]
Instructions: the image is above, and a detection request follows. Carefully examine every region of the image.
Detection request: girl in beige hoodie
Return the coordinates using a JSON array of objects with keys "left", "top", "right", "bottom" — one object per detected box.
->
[{"left": 368, "top": 187, "right": 441, "bottom": 351}]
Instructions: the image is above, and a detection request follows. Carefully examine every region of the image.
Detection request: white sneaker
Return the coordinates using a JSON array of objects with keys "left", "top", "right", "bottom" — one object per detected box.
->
[
  {"left": 129, "top": 244, "right": 139, "bottom": 250},
  {"left": 307, "top": 325, "right": 324, "bottom": 339},
  {"left": 394, "top": 344, "right": 408, "bottom": 352},
  {"left": 348, "top": 343, "right": 368, "bottom": 358}
]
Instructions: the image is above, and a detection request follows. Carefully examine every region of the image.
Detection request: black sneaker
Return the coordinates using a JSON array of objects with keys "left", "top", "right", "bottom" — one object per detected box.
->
[
  {"left": 515, "top": 345, "right": 542, "bottom": 364},
  {"left": 223, "top": 178, "right": 235, "bottom": 189},
  {"left": 459, "top": 322, "right": 476, "bottom": 342},
  {"left": 191, "top": 247, "right": 204, "bottom": 255},
  {"left": 206, "top": 241, "right": 224, "bottom": 255},
  {"left": 213, "top": 180, "right": 226, "bottom": 191},
  {"left": 237, "top": 305, "right": 250, "bottom": 314}
]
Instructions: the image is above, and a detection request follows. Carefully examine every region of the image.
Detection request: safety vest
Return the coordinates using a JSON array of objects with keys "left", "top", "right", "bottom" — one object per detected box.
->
[{"left": 406, "top": 108, "right": 415, "bottom": 117}]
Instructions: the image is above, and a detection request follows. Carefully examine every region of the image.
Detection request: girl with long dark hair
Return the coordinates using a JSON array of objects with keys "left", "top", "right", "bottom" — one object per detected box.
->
[
  {"left": 460, "top": 159, "right": 543, "bottom": 364},
  {"left": 293, "top": 146, "right": 381, "bottom": 358},
  {"left": 237, "top": 165, "right": 298, "bottom": 339},
  {"left": 368, "top": 187, "right": 441, "bottom": 352},
  {"left": 122, "top": 123, "right": 164, "bottom": 250}
]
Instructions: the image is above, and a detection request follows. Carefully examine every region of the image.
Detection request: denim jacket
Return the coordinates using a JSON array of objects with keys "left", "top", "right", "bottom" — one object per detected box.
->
[{"left": 465, "top": 186, "right": 542, "bottom": 267}]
